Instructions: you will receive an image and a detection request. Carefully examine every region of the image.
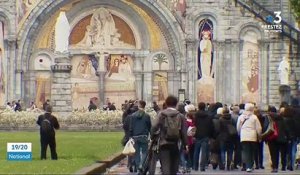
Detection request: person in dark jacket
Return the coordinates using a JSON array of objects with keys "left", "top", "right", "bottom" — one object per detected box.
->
[
  {"left": 231, "top": 105, "right": 242, "bottom": 169},
  {"left": 193, "top": 102, "right": 214, "bottom": 171},
  {"left": 43, "top": 99, "right": 50, "bottom": 111},
  {"left": 127, "top": 100, "right": 151, "bottom": 172},
  {"left": 152, "top": 101, "right": 160, "bottom": 113},
  {"left": 14, "top": 100, "right": 22, "bottom": 111},
  {"left": 218, "top": 107, "right": 235, "bottom": 170},
  {"left": 108, "top": 102, "right": 116, "bottom": 111},
  {"left": 283, "top": 105, "right": 298, "bottom": 171},
  {"left": 267, "top": 106, "right": 288, "bottom": 173},
  {"left": 36, "top": 105, "right": 60, "bottom": 160},
  {"left": 254, "top": 107, "right": 265, "bottom": 169},
  {"left": 122, "top": 101, "right": 139, "bottom": 172},
  {"left": 177, "top": 102, "right": 186, "bottom": 116},
  {"left": 151, "top": 95, "right": 188, "bottom": 175},
  {"left": 88, "top": 100, "right": 97, "bottom": 111}
]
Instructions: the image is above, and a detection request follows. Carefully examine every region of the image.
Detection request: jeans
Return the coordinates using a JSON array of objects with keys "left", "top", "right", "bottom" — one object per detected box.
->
[
  {"left": 186, "top": 144, "right": 195, "bottom": 169},
  {"left": 220, "top": 141, "right": 234, "bottom": 168},
  {"left": 180, "top": 147, "right": 187, "bottom": 169},
  {"left": 287, "top": 138, "right": 299, "bottom": 169},
  {"left": 159, "top": 144, "right": 180, "bottom": 175},
  {"left": 233, "top": 137, "right": 242, "bottom": 167},
  {"left": 241, "top": 141, "right": 256, "bottom": 169},
  {"left": 193, "top": 137, "right": 209, "bottom": 170},
  {"left": 268, "top": 141, "right": 287, "bottom": 169},
  {"left": 133, "top": 136, "right": 148, "bottom": 169},
  {"left": 254, "top": 141, "right": 264, "bottom": 168}
]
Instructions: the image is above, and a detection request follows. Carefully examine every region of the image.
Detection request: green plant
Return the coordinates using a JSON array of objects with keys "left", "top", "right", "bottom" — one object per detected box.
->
[
  {"left": 290, "top": 0, "right": 300, "bottom": 21},
  {"left": 0, "top": 132, "right": 123, "bottom": 174}
]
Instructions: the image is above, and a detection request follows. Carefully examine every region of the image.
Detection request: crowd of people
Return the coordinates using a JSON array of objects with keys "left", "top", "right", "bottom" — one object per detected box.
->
[
  {"left": 5, "top": 99, "right": 47, "bottom": 112},
  {"left": 121, "top": 96, "right": 300, "bottom": 174}
]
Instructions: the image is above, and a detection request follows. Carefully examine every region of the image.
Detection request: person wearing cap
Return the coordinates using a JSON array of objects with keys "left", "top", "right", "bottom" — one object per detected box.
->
[{"left": 37, "top": 105, "right": 60, "bottom": 160}]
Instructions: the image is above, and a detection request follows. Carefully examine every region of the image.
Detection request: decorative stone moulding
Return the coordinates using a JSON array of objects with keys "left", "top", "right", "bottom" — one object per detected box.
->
[{"left": 50, "top": 65, "right": 72, "bottom": 73}]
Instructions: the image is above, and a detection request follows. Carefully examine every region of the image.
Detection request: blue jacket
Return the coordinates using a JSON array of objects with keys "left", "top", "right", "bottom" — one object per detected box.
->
[{"left": 129, "top": 110, "right": 151, "bottom": 137}]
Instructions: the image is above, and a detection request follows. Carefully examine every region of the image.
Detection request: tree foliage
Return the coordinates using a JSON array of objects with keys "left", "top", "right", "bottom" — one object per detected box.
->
[{"left": 290, "top": 0, "right": 300, "bottom": 20}]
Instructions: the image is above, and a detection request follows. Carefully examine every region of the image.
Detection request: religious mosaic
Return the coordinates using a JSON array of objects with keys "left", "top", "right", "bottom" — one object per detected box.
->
[
  {"left": 71, "top": 8, "right": 135, "bottom": 49},
  {"left": 197, "top": 19, "right": 215, "bottom": 103},
  {"left": 35, "top": 73, "right": 51, "bottom": 108},
  {"left": 152, "top": 72, "right": 168, "bottom": 107},
  {"left": 241, "top": 31, "right": 259, "bottom": 103},
  {"left": 105, "top": 54, "right": 136, "bottom": 108},
  {"left": 71, "top": 55, "right": 99, "bottom": 110}
]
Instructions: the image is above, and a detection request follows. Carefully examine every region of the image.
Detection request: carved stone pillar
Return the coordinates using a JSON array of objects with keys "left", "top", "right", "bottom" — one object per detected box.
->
[
  {"left": 6, "top": 39, "right": 16, "bottom": 100},
  {"left": 186, "top": 38, "right": 198, "bottom": 103},
  {"left": 23, "top": 71, "right": 36, "bottom": 105},
  {"left": 96, "top": 52, "right": 107, "bottom": 107},
  {"left": 50, "top": 54, "right": 72, "bottom": 117},
  {"left": 133, "top": 55, "right": 144, "bottom": 100}
]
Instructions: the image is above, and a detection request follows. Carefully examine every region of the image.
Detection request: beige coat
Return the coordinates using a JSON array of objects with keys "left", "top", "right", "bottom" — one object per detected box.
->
[{"left": 237, "top": 111, "right": 262, "bottom": 142}]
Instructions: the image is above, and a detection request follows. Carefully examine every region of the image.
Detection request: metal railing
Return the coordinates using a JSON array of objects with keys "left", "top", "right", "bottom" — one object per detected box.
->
[{"left": 236, "top": 0, "right": 300, "bottom": 45}]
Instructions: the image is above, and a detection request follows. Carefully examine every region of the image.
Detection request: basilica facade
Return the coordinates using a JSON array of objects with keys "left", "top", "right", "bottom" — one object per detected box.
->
[{"left": 0, "top": 0, "right": 299, "bottom": 113}]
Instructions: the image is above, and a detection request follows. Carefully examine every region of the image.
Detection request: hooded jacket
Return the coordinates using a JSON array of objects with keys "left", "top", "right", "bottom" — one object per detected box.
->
[
  {"left": 194, "top": 110, "right": 214, "bottom": 139},
  {"left": 218, "top": 113, "right": 235, "bottom": 142},
  {"left": 237, "top": 111, "right": 262, "bottom": 142},
  {"left": 129, "top": 110, "right": 151, "bottom": 137},
  {"left": 151, "top": 108, "right": 188, "bottom": 147}
]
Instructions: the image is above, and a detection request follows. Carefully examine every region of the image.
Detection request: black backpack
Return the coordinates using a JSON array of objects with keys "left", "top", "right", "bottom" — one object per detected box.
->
[
  {"left": 40, "top": 116, "right": 54, "bottom": 135},
  {"left": 164, "top": 113, "right": 181, "bottom": 142}
]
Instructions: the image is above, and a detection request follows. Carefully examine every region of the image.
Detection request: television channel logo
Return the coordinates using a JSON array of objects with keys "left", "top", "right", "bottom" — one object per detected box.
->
[
  {"left": 262, "top": 11, "right": 282, "bottom": 33},
  {"left": 7, "top": 143, "right": 32, "bottom": 161}
]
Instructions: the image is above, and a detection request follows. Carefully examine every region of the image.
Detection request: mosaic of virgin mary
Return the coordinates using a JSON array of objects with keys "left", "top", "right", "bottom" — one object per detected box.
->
[{"left": 198, "top": 19, "right": 214, "bottom": 80}]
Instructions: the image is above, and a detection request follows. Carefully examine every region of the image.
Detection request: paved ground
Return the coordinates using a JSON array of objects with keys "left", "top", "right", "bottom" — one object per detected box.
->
[{"left": 106, "top": 143, "right": 300, "bottom": 174}]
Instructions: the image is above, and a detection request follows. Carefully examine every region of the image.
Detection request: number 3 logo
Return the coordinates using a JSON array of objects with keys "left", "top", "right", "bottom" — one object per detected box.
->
[{"left": 274, "top": 11, "right": 282, "bottom": 24}]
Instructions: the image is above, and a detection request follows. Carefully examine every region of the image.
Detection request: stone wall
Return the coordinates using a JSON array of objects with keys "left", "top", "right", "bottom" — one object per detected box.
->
[
  {"left": 50, "top": 55, "right": 72, "bottom": 116},
  {"left": 0, "top": 0, "right": 299, "bottom": 110}
]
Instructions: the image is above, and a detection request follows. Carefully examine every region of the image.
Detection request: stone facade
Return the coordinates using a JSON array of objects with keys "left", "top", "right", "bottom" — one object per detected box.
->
[{"left": 0, "top": 0, "right": 299, "bottom": 113}]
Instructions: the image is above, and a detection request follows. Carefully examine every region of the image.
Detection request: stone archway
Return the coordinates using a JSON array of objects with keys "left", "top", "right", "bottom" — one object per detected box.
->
[
  {"left": 16, "top": 0, "right": 186, "bottom": 110},
  {"left": 17, "top": 0, "right": 184, "bottom": 72}
]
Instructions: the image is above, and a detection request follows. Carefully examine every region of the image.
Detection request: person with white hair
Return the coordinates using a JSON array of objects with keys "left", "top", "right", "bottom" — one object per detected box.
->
[{"left": 236, "top": 103, "right": 262, "bottom": 172}]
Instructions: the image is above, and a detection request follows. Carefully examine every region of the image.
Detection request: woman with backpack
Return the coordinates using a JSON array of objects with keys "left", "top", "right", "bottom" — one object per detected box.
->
[{"left": 265, "top": 106, "right": 288, "bottom": 173}]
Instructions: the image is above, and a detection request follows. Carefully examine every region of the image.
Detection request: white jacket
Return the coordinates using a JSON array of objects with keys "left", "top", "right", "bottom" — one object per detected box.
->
[{"left": 237, "top": 111, "right": 262, "bottom": 142}]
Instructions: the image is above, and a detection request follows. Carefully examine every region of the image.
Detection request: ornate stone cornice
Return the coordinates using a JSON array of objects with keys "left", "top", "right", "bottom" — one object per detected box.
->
[{"left": 51, "top": 65, "right": 72, "bottom": 73}]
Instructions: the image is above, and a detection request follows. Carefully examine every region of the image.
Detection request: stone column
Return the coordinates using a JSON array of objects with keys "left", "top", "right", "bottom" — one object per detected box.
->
[
  {"left": 23, "top": 71, "right": 36, "bottom": 105},
  {"left": 133, "top": 55, "right": 144, "bottom": 100},
  {"left": 143, "top": 72, "right": 152, "bottom": 105},
  {"left": 279, "top": 85, "right": 291, "bottom": 104},
  {"left": 50, "top": 54, "right": 72, "bottom": 117},
  {"left": 216, "top": 41, "right": 225, "bottom": 103},
  {"left": 96, "top": 53, "right": 107, "bottom": 108},
  {"left": 6, "top": 39, "right": 16, "bottom": 101},
  {"left": 186, "top": 38, "right": 197, "bottom": 103}
]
